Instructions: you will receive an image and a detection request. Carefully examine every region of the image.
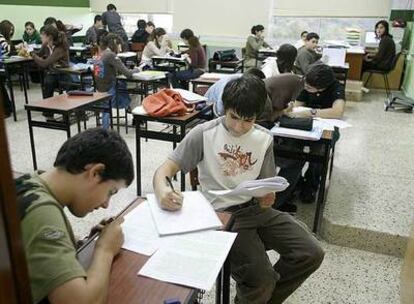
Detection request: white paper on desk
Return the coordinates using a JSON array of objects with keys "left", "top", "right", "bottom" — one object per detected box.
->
[
  {"left": 314, "top": 118, "right": 352, "bottom": 130},
  {"left": 322, "top": 48, "right": 346, "bottom": 67},
  {"left": 271, "top": 120, "right": 325, "bottom": 141},
  {"left": 138, "top": 230, "right": 237, "bottom": 290},
  {"left": 132, "top": 70, "right": 166, "bottom": 81},
  {"left": 121, "top": 201, "right": 162, "bottom": 256},
  {"left": 172, "top": 89, "right": 208, "bottom": 104},
  {"left": 209, "top": 176, "right": 289, "bottom": 197},
  {"left": 292, "top": 106, "right": 311, "bottom": 113},
  {"left": 131, "top": 105, "right": 147, "bottom": 115},
  {"left": 117, "top": 51, "right": 137, "bottom": 58},
  {"left": 147, "top": 191, "right": 222, "bottom": 236},
  {"left": 199, "top": 72, "right": 236, "bottom": 80}
]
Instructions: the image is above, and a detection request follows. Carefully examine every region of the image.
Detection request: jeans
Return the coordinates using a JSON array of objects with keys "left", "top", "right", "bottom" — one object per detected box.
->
[
  {"left": 101, "top": 82, "right": 131, "bottom": 129},
  {"left": 168, "top": 69, "right": 204, "bottom": 89}
]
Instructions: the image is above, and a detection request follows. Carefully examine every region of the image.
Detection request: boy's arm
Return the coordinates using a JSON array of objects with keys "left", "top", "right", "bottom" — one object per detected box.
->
[
  {"left": 48, "top": 218, "right": 124, "bottom": 304},
  {"left": 257, "top": 140, "right": 277, "bottom": 208},
  {"left": 153, "top": 159, "right": 184, "bottom": 211},
  {"left": 289, "top": 99, "right": 345, "bottom": 119}
]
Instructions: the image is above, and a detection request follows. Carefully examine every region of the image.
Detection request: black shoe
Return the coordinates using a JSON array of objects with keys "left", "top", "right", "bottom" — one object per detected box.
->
[{"left": 277, "top": 203, "right": 298, "bottom": 214}]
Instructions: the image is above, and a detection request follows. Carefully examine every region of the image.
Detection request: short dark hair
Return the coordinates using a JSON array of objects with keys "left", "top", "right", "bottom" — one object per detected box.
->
[
  {"left": 276, "top": 43, "right": 297, "bottom": 73},
  {"left": 244, "top": 67, "right": 266, "bottom": 79},
  {"left": 306, "top": 32, "right": 319, "bottom": 41},
  {"left": 25, "top": 21, "right": 35, "bottom": 29},
  {"left": 251, "top": 25, "right": 265, "bottom": 35},
  {"left": 300, "top": 31, "right": 308, "bottom": 37},
  {"left": 54, "top": 128, "right": 134, "bottom": 186},
  {"left": 100, "top": 32, "right": 121, "bottom": 52},
  {"left": 222, "top": 75, "right": 267, "bottom": 118},
  {"left": 146, "top": 21, "right": 155, "bottom": 28},
  {"left": 44, "top": 17, "right": 57, "bottom": 26},
  {"left": 96, "top": 29, "right": 109, "bottom": 45},
  {"left": 107, "top": 4, "right": 117, "bottom": 11},
  {"left": 375, "top": 20, "right": 392, "bottom": 38},
  {"left": 94, "top": 15, "right": 102, "bottom": 24},
  {"left": 137, "top": 19, "right": 146, "bottom": 29},
  {"left": 305, "top": 63, "right": 336, "bottom": 89},
  {"left": 180, "top": 28, "right": 194, "bottom": 40}
]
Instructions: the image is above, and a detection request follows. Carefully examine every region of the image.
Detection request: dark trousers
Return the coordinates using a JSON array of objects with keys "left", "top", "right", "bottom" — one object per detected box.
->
[
  {"left": 41, "top": 72, "right": 71, "bottom": 99},
  {"left": 228, "top": 203, "right": 324, "bottom": 304},
  {"left": 168, "top": 69, "right": 204, "bottom": 89},
  {"left": 0, "top": 79, "right": 12, "bottom": 117}
]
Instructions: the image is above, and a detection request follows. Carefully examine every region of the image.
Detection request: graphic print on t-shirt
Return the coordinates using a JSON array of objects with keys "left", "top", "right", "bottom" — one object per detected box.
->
[{"left": 218, "top": 144, "right": 257, "bottom": 176}]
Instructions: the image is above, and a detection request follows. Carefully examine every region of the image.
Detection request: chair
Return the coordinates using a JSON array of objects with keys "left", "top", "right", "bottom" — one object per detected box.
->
[
  {"left": 130, "top": 42, "right": 146, "bottom": 62},
  {"left": 363, "top": 52, "right": 402, "bottom": 102}
]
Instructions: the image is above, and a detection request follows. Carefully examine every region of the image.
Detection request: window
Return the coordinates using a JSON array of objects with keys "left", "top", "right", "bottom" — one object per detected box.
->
[
  {"left": 121, "top": 13, "right": 173, "bottom": 37},
  {"left": 268, "top": 16, "right": 383, "bottom": 46}
]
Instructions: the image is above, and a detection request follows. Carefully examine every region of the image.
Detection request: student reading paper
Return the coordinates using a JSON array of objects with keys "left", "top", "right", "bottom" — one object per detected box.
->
[{"left": 153, "top": 75, "right": 324, "bottom": 304}]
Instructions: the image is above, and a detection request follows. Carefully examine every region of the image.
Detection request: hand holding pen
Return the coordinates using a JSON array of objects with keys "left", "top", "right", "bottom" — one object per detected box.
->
[{"left": 160, "top": 176, "right": 184, "bottom": 211}]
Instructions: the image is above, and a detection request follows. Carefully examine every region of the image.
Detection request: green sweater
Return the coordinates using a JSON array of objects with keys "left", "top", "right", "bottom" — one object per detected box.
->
[
  {"left": 245, "top": 35, "right": 270, "bottom": 59},
  {"left": 23, "top": 30, "right": 41, "bottom": 45}
]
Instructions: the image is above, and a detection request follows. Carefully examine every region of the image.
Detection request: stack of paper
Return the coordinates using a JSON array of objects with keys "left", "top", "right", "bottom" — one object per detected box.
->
[
  {"left": 345, "top": 28, "right": 362, "bottom": 46},
  {"left": 147, "top": 191, "right": 222, "bottom": 236},
  {"left": 271, "top": 119, "right": 325, "bottom": 141},
  {"left": 132, "top": 70, "right": 166, "bottom": 81},
  {"left": 172, "top": 88, "right": 208, "bottom": 104},
  {"left": 209, "top": 176, "right": 289, "bottom": 197}
]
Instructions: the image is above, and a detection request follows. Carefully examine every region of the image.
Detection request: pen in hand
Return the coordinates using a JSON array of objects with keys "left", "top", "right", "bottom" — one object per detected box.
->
[
  {"left": 165, "top": 176, "right": 183, "bottom": 210},
  {"left": 165, "top": 176, "right": 176, "bottom": 193}
]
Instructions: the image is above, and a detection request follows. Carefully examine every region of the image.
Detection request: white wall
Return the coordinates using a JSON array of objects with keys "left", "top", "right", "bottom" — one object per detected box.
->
[
  {"left": 90, "top": 0, "right": 171, "bottom": 13},
  {"left": 0, "top": 5, "right": 93, "bottom": 38},
  {"left": 273, "top": 0, "right": 391, "bottom": 17}
]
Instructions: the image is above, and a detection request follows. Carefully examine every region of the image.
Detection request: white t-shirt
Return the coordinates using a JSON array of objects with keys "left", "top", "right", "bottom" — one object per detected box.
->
[{"left": 169, "top": 117, "right": 275, "bottom": 210}]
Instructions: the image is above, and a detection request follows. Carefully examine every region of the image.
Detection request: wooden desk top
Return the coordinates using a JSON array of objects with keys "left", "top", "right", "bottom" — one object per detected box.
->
[
  {"left": 77, "top": 198, "right": 232, "bottom": 304},
  {"left": 25, "top": 92, "right": 111, "bottom": 112},
  {"left": 0, "top": 56, "right": 33, "bottom": 65},
  {"left": 133, "top": 104, "right": 213, "bottom": 122}
]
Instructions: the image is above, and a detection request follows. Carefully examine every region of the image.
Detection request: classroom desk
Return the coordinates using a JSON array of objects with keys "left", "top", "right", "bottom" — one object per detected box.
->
[
  {"left": 209, "top": 58, "right": 245, "bottom": 74},
  {"left": 256, "top": 49, "right": 277, "bottom": 66},
  {"left": 329, "top": 63, "right": 350, "bottom": 86},
  {"left": 152, "top": 56, "right": 187, "bottom": 72},
  {"left": 345, "top": 47, "right": 365, "bottom": 80},
  {"left": 69, "top": 46, "right": 92, "bottom": 60},
  {"left": 25, "top": 92, "right": 112, "bottom": 170},
  {"left": 76, "top": 197, "right": 233, "bottom": 304},
  {"left": 0, "top": 57, "right": 33, "bottom": 121},
  {"left": 56, "top": 66, "right": 94, "bottom": 91},
  {"left": 273, "top": 130, "right": 335, "bottom": 234},
  {"left": 191, "top": 77, "right": 218, "bottom": 95},
  {"left": 133, "top": 104, "right": 214, "bottom": 196},
  {"left": 115, "top": 75, "right": 168, "bottom": 133}
]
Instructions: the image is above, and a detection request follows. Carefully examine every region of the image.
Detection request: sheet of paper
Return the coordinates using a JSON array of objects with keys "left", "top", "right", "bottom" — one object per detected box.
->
[
  {"left": 172, "top": 89, "right": 208, "bottom": 103},
  {"left": 292, "top": 106, "right": 312, "bottom": 113},
  {"left": 314, "top": 118, "right": 352, "bottom": 130},
  {"left": 138, "top": 230, "right": 237, "bottom": 290},
  {"left": 209, "top": 176, "right": 289, "bottom": 197},
  {"left": 322, "top": 48, "right": 347, "bottom": 67},
  {"left": 132, "top": 71, "right": 166, "bottom": 81},
  {"left": 117, "top": 51, "right": 137, "bottom": 58},
  {"left": 199, "top": 72, "right": 236, "bottom": 80},
  {"left": 147, "top": 191, "right": 222, "bottom": 236},
  {"left": 121, "top": 201, "right": 162, "bottom": 256}
]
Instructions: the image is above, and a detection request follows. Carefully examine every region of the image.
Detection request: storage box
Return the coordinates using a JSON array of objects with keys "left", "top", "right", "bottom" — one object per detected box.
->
[{"left": 345, "top": 80, "right": 363, "bottom": 101}]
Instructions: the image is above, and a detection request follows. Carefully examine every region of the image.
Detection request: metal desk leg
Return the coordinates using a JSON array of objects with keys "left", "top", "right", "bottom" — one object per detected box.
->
[
  {"left": 6, "top": 68, "right": 17, "bottom": 121},
  {"left": 173, "top": 125, "right": 177, "bottom": 181},
  {"left": 312, "top": 141, "right": 331, "bottom": 233},
  {"left": 215, "top": 270, "right": 223, "bottom": 304},
  {"left": 27, "top": 110, "right": 37, "bottom": 170},
  {"left": 222, "top": 257, "right": 231, "bottom": 304},
  {"left": 135, "top": 117, "right": 142, "bottom": 196},
  {"left": 115, "top": 81, "right": 120, "bottom": 133},
  {"left": 65, "top": 113, "right": 71, "bottom": 138},
  {"left": 109, "top": 97, "right": 114, "bottom": 130},
  {"left": 180, "top": 123, "right": 186, "bottom": 191},
  {"left": 22, "top": 64, "right": 29, "bottom": 105},
  {"left": 76, "top": 111, "right": 81, "bottom": 133}
]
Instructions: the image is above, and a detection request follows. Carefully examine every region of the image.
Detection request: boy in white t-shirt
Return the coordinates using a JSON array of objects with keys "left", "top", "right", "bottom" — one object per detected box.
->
[{"left": 153, "top": 75, "right": 324, "bottom": 304}]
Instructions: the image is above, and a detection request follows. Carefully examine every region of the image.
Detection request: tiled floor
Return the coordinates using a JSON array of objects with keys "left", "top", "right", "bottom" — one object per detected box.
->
[{"left": 4, "top": 84, "right": 408, "bottom": 303}]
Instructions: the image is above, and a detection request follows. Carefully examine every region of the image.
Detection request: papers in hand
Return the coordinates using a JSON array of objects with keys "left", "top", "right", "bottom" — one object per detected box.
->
[
  {"left": 209, "top": 176, "right": 289, "bottom": 197},
  {"left": 138, "top": 230, "right": 237, "bottom": 290},
  {"left": 322, "top": 48, "right": 347, "bottom": 67},
  {"left": 132, "top": 70, "right": 166, "bottom": 81},
  {"left": 172, "top": 88, "right": 208, "bottom": 104},
  {"left": 147, "top": 191, "right": 222, "bottom": 236}
]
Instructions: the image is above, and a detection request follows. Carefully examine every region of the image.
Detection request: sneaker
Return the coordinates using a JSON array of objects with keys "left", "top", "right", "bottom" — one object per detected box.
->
[{"left": 361, "top": 87, "right": 370, "bottom": 93}]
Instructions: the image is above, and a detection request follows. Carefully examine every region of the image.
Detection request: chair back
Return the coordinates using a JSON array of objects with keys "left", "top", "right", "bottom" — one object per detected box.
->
[{"left": 130, "top": 42, "right": 146, "bottom": 52}]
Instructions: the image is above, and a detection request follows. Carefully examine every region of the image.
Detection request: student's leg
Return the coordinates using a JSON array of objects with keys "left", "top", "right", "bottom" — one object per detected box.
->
[
  {"left": 42, "top": 73, "right": 58, "bottom": 99},
  {"left": 171, "top": 69, "right": 202, "bottom": 89},
  {"left": 0, "top": 81, "right": 12, "bottom": 117},
  {"left": 230, "top": 224, "right": 278, "bottom": 304},
  {"left": 258, "top": 211, "right": 325, "bottom": 304}
]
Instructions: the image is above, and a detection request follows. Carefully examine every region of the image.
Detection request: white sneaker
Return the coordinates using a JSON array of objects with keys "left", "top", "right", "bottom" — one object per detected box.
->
[{"left": 361, "top": 87, "right": 370, "bottom": 93}]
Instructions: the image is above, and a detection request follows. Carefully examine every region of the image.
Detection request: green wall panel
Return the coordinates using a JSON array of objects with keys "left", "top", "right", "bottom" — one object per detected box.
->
[{"left": 0, "top": 0, "right": 89, "bottom": 7}]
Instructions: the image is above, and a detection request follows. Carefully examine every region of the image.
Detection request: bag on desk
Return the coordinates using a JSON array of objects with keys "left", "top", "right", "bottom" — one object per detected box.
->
[
  {"left": 213, "top": 49, "right": 238, "bottom": 62},
  {"left": 279, "top": 116, "right": 313, "bottom": 131},
  {"left": 143, "top": 89, "right": 194, "bottom": 117}
]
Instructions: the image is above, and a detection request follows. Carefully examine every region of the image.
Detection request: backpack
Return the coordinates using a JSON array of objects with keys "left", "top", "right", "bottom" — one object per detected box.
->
[{"left": 142, "top": 89, "right": 194, "bottom": 117}]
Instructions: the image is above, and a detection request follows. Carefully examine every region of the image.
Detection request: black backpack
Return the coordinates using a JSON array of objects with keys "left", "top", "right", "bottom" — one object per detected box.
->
[{"left": 213, "top": 49, "right": 238, "bottom": 62}]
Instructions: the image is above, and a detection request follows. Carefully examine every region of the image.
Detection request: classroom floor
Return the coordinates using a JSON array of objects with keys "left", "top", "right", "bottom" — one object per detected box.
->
[{"left": 5, "top": 84, "right": 409, "bottom": 304}]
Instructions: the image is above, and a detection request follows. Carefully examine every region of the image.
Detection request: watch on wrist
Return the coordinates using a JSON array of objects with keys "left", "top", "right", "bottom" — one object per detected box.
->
[{"left": 310, "top": 108, "right": 317, "bottom": 116}]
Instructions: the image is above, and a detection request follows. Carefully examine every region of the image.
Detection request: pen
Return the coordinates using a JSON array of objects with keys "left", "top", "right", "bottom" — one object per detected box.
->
[{"left": 165, "top": 176, "right": 176, "bottom": 193}]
